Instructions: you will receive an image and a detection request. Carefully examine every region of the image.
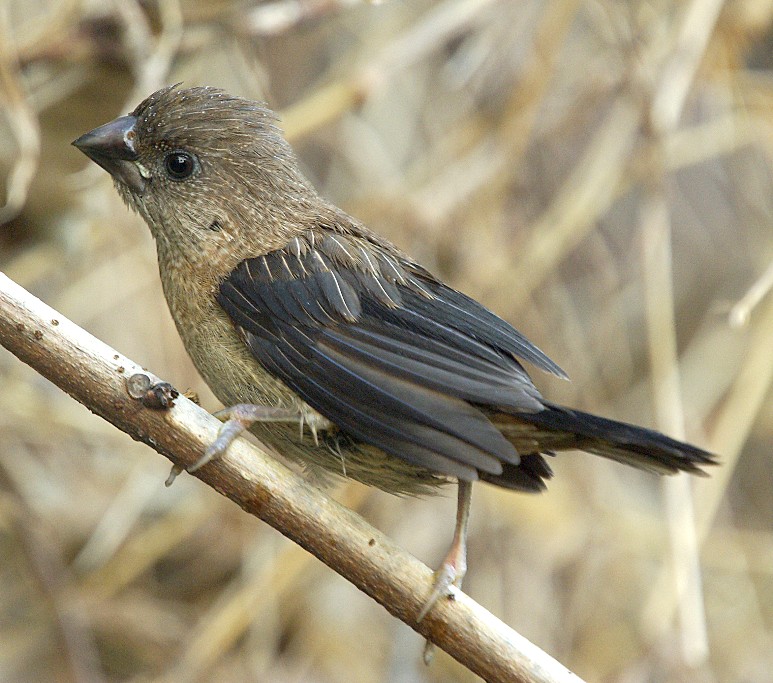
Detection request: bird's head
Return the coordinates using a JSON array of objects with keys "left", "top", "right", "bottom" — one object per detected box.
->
[{"left": 73, "top": 85, "right": 318, "bottom": 259}]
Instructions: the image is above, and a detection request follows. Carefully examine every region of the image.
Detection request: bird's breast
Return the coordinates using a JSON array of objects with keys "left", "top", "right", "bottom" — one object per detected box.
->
[{"left": 158, "top": 256, "right": 295, "bottom": 410}]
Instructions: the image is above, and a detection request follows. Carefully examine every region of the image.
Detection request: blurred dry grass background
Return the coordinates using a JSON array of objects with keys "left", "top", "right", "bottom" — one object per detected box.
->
[{"left": 1, "top": 0, "right": 772, "bottom": 681}]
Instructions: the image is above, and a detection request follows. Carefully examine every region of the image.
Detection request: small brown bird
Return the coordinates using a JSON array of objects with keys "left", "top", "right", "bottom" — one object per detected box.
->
[{"left": 73, "top": 85, "right": 715, "bottom": 618}]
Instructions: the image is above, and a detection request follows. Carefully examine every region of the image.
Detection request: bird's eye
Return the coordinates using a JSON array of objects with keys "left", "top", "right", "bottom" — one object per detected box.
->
[{"left": 164, "top": 151, "right": 197, "bottom": 180}]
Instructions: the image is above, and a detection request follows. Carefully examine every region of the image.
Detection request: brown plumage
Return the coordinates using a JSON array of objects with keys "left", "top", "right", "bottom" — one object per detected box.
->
[{"left": 73, "top": 85, "right": 716, "bottom": 617}]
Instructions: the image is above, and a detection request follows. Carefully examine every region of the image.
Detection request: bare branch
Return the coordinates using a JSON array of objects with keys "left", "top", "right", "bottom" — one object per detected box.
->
[{"left": 0, "top": 271, "right": 584, "bottom": 683}]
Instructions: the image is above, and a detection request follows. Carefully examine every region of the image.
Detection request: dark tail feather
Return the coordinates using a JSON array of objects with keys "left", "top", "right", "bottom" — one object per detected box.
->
[
  {"left": 487, "top": 402, "right": 716, "bottom": 493},
  {"left": 513, "top": 402, "right": 716, "bottom": 475}
]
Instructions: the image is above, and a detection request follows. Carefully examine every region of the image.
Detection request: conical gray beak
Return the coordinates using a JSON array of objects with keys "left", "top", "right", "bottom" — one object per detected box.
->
[{"left": 73, "top": 115, "right": 147, "bottom": 195}]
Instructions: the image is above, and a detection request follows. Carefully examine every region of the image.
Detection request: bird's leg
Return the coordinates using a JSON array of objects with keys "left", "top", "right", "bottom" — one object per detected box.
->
[
  {"left": 198, "top": 404, "right": 305, "bottom": 470},
  {"left": 419, "top": 479, "right": 472, "bottom": 663},
  {"left": 166, "top": 404, "right": 302, "bottom": 486},
  {"left": 418, "top": 479, "right": 472, "bottom": 622}
]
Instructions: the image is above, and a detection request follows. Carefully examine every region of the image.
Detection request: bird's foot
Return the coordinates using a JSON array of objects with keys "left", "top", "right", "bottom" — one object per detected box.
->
[
  {"left": 165, "top": 403, "right": 300, "bottom": 486},
  {"left": 419, "top": 556, "right": 467, "bottom": 664},
  {"left": 417, "top": 554, "right": 467, "bottom": 622}
]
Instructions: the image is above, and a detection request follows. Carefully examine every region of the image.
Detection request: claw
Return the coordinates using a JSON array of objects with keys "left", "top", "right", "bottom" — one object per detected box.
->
[
  {"left": 296, "top": 409, "right": 323, "bottom": 445},
  {"left": 165, "top": 463, "right": 185, "bottom": 487},
  {"left": 423, "top": 639, "right": 436, "bottom": 665},
  {"left": 189, "top": 418, "right": 247, "bottom": 472},
  {"left": 417, "top": 562, "right": 460, "bottom": 622},
  {"left": 333, "top": 438, "right": 346, "bottom": 477}
]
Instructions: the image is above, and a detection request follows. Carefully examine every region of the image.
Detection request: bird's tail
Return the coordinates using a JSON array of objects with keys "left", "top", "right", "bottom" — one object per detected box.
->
[{"left": 487, "top": 402, "right": 716, "bottom": 492}]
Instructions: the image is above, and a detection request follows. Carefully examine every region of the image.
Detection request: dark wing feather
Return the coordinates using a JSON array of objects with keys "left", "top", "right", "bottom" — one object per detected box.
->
[{"left": 217, "top": 231, "right": 563, "bottom": 480}]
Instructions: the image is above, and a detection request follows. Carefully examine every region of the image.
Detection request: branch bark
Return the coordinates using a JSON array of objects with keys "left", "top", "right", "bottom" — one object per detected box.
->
[{"left": 0, "top": 271, "right": 584, "bottom": 683}]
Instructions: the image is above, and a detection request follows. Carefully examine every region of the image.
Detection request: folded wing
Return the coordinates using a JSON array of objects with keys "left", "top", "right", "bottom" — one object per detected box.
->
[{"left": 217, "top": 230, "right": 563, "bottom": 482}]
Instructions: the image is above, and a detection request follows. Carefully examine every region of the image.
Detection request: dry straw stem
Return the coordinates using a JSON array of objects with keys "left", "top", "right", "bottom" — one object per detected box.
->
[
  {"left": 281, "top": 0, "right": 503, "bottom": 140},
  {"left": 639, "top": 0, "right": 733, "bottom": 662},
  {"left": 0, "top": 271, "right": 585, "bottom": 683},
  {"left": 0, "top": 3, "right": 41, "bottom": 224}
]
